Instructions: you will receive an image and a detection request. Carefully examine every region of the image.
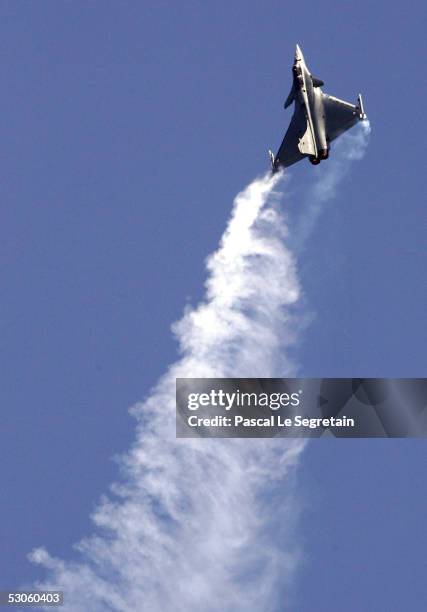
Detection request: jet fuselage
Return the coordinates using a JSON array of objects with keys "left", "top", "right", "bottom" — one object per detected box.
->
[{"left": 292, "top": 46, "right": 328, "bottom": 163}]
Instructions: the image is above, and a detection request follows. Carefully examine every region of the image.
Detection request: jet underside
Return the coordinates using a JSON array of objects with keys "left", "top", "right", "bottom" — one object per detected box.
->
[{"left": 270, "top": 45, "right": 367, "bottom": 172}]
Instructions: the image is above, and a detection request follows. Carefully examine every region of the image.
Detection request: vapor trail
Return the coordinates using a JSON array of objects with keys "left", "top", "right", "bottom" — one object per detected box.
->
[
  {"left": 294, "top": 121, "right": 371, "bottom": 247},
  {"left": 29, "top": 123, "right": 370, "bottom": 611},
  {"left": 30, "top": 173, "right": 305, "bottom": 612}
]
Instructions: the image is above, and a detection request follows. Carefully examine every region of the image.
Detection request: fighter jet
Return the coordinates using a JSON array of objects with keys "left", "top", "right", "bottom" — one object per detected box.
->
[{"left": 269, "top": 44, "right": 367, "bottom": 172}]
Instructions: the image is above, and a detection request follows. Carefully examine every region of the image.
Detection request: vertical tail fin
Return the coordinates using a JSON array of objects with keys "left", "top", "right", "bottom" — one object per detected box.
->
[{"left": 284, "top": 84, "right": 295, "bottom": 109}]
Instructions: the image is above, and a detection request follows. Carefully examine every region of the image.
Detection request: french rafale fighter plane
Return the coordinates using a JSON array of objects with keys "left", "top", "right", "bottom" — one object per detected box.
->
[{"left": 269, "top": 44, "right": 367, "bottom": 172}]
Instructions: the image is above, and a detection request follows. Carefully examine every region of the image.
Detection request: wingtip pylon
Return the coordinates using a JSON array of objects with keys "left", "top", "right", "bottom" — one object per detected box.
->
[
  {"left": 357, "top": 94, "right": 367, "bottom": 120},
  {"left": 268, "top": 149, "right": 275, "bottom": 171}
]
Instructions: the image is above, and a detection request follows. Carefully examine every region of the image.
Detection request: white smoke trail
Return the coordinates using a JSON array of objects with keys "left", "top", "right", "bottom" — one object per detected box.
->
[
  {"left": 29, "top": 124, "right": 370, "bottom": 611},
  {"left": 29, "top": 173, "right": 306, "bottom": 612},
  {"left": 293, "top": 121, "right": 371, "bottom": 247}
]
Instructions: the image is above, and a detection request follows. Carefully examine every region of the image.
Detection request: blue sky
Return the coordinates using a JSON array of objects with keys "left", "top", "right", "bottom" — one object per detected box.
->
[{"left": 1, "top": 2, "right": 426, "bottom": 610}]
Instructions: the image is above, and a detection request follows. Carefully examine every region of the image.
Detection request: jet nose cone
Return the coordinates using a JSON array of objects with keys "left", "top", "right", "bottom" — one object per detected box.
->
[{"left": 295, "top": 45, "right": 304, "bottom": 62}]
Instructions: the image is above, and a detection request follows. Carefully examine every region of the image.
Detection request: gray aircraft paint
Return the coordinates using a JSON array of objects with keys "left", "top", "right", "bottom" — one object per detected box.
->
[{"left": 270, "top": 44, "right": 367, "bottom": 171}]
